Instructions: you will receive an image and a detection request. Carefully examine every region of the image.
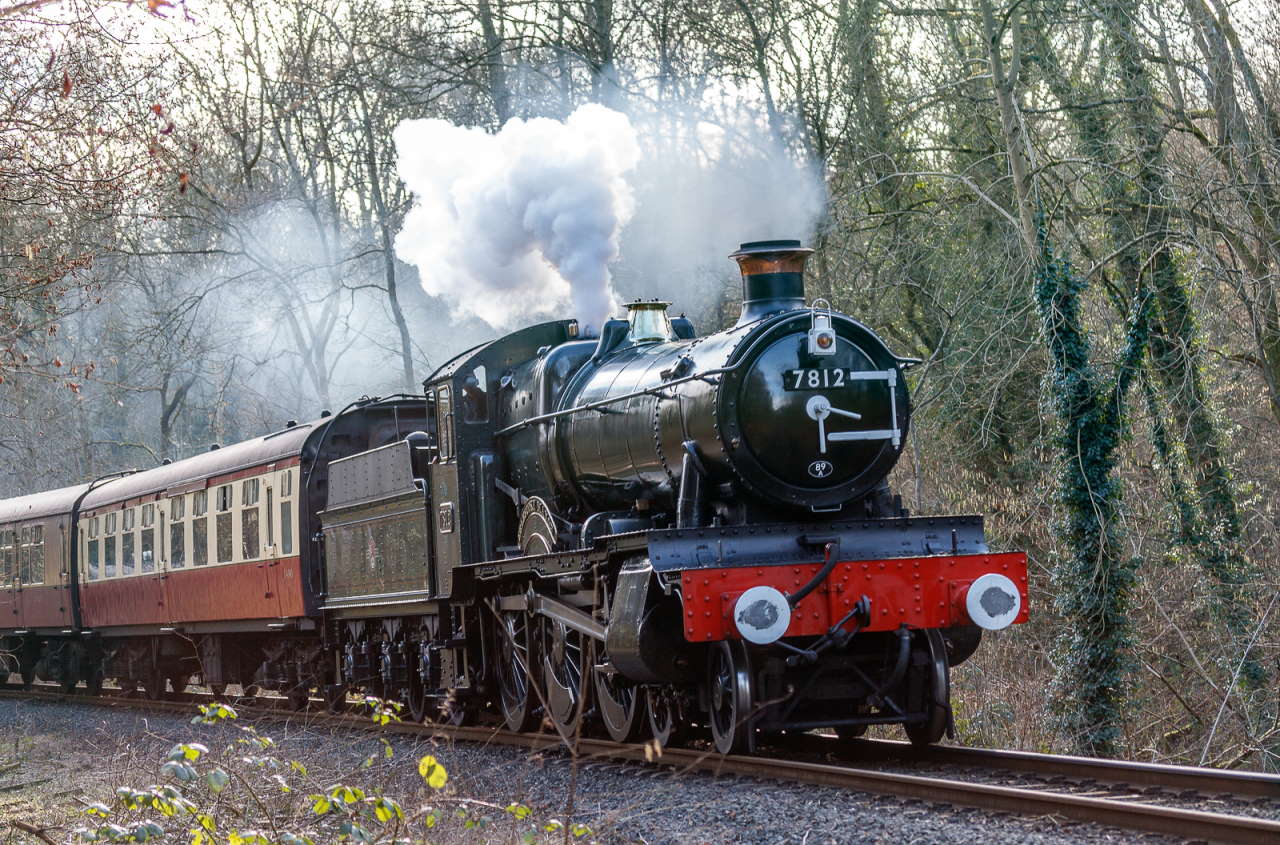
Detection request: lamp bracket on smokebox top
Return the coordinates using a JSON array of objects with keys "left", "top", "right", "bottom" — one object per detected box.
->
[{"left": 807, "top": 298, "right": 837, "bottom": 357}]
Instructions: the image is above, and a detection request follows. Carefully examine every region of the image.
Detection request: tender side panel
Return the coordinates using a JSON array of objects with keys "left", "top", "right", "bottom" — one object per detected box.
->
[{"left": 680, "top": 552, "right": 1028, "bottom": 642}]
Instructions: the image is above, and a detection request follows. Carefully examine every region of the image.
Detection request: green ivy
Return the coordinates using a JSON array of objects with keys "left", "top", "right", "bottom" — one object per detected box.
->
[{"left": 1034, "top": 224, "right": 1152, "bottom": 757}]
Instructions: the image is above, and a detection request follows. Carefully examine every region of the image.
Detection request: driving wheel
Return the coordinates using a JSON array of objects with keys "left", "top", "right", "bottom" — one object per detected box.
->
[
  {"left": 542, "top": 618, "right": 586, "bottom": 737},
  {"left": 595, "top": 668, "right": 644, "bottom": 743},
  {"left": 495, "top": 607, "right": 539, "bottom": 732}
]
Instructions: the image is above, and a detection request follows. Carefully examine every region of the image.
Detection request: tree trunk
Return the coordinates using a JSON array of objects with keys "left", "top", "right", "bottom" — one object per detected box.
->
[{"left": 979, "top": 0, "right": 1152, "bottom": 757}]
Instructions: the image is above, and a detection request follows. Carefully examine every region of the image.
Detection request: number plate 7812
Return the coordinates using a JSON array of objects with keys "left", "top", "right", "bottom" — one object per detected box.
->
[{"left": 784, "top": 368, "right": 854, "bottom": 390}]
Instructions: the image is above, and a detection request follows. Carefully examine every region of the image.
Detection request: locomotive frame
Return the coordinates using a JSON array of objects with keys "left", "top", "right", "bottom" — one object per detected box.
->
[{"left": 0, "top": 240, "right": 1029, "bottom": 755}]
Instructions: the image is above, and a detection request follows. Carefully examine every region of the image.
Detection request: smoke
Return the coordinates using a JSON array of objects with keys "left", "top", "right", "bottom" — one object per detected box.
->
[
  {"left": 393, "top": 104, "right": 639, "bottom": 332},
  {"left": 615, "top": 110, "right": 827, "bottom": 319},
  {"left": 393, "top": 100, "right": 828, "bottom": 333}
]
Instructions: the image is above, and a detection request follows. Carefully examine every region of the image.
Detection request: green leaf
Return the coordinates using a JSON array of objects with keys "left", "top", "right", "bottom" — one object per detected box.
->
[
  {"left": 206, "top": 768, "right": 230, "bottom": 794},
  {"left": 505, "top": 803, "right": 532, "bottom": 821},
  {"left": 417, "top": 755, "right": 447, "bottom": 788},
  {"left": 310, "top": 795, "right": 332, "bottom": 815}
]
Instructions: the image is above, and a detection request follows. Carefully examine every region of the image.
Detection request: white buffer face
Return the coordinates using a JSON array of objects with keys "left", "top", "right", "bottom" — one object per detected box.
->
[
  {"left": 965, "top": 572, "right": 1022, "bottom": 630},
  {"left": 734, "top": 585, "right": 792, "bottom": 644}
]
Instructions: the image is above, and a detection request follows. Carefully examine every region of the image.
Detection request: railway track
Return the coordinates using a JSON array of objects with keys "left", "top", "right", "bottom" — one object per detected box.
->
[{"left": 3, "top": 685, "right": 1278, "bottom": 844}]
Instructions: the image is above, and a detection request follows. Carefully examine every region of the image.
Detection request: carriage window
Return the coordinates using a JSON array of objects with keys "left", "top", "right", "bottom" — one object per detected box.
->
[
  {"left": 217, "top": 484, "right": 232, "bottom": 511},
  {"left": 121, "top": 522, "right": 136, "bottom": 576},
  {"left": 27, "top": 525, "right": 43, "bottom": 585},
  {"left": 241, "top": 505, "right": 260, "bottom": 559},
  {"left": 462, "top": 365, "right": 488, "bottom": 423},
  {"left": 89, "top": 517, "right": 99, "bottom": 538},
  {"left": 122, "top": 509, "right": 135, "bottom": 532},
  {"left": 0, "top": 530, "right": 12, "bottom": 583},
  {"left": 216, "top": 513, "right": 233, "bottom": 563},
  {"left": 103, "top": 519, "right": 117, "bottom": 578},
  {"left": 193, "top": 490, "right": 207, "bottom": 516},
  {"left": 169, "top": 495, "right": 186, "bottom": 569},
  {"left": 18, "top": 526, "right": 42, "bottom": 585},
  {"left": 242, "top": 478, "right": 259, "bottom": 506},
  {"left": 266, "top": 487, "right": 274, "bottom": 548},
  {"left": 141, "top": 504, "right": 154, "bottom": 527},
  {"left": 280, "top": 500, "right": 293, "bottom": 555},
  {"left": 170, "top": 517, "right": 186, "bottom": 569},
  {"left": 87, "top": 533, "right": 99, "bottom": 581},
  {"left": 436, "top": 386, "right": 453, "bottom": 459},
  {"left": 281, "top": 469, "right": 293, "bottom": 497},
  {"left": 141, "top": 526, "right": 155, "bottom": 573},
  {"left": 193, "top": 512, "right": 208, "bottom": 566}
]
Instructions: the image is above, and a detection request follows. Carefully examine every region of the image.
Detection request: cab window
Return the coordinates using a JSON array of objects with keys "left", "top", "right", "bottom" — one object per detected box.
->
[{"left": 435, "top": 386, "right": 453, "bottom": 460}]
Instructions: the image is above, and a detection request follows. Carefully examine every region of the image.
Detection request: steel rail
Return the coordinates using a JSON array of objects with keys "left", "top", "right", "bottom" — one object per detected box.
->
[
  {"left": 848, "top": 737, "right": 1280, "bottom": 800},
  {"left": 4, "top": 688, "right": 1278, "bottom": 844}
]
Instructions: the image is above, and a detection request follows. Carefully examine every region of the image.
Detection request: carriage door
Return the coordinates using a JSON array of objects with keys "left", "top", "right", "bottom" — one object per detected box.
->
[
  {"left": 428, "top": 384, "right": 460, "bottom": 598},
  {"left": 0, "top": 530, "right": 16, "bottom": 627}
]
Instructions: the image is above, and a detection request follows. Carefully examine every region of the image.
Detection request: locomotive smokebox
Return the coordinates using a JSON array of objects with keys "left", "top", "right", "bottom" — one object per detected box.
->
[{"left": 731, "top": 239, "right": 814, "bottom": 325}]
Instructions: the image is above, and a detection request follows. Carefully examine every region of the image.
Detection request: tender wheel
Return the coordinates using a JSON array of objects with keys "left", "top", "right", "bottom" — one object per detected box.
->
[
  {"left": 287, "top": 687, "right": 310, "bottom": 711},
  {"left": 495, "top": 608, "right": 539, "bottom": 732},
  {"left": 323, "top": 684, "right": 348, "bottom": 714},
  {"left": 904, "top": 629, "right": 950, "bottom": 747},
  {"left": 542, "top": 619, "right": 586, "bottom": 737},
  {"left": 142, "top": 668, "right": 166, "bottom": 701},
  {"left": 596, "top": 669, "right": 644, "bottom": 743},
  {"left": 240, "top": 683, "right": 261, "bottom": 704},
  {"left": 646, "top": 686, "right": 685, "bottom": 749},
  {"left": 708, "top": 640, "right": 754, "bottom": 755},
  {"left": 168, "top": 674, "right": 191, "bottom": 696},
  {"left": 437, "top": 697, "right": 474, "bottom": 726},
  {"left": 209, "top": 683, "right": 228, "bottom": 699},
  {"left": 406, "top": 676, "right": 428, "bottom": 723},
  {"left": 84, "top": 668, "right": 104, "bottom": 697}
]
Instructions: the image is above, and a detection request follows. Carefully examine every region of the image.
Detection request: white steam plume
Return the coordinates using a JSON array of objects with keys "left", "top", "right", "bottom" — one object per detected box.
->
[{"left": 393, "top": 104, "right": 639, "bottom": 332}]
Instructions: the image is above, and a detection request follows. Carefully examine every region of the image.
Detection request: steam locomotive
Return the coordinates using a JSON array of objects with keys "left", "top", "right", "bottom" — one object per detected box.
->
[{"left": 0, "top": 240, "right": 1027, "bottom": 754}]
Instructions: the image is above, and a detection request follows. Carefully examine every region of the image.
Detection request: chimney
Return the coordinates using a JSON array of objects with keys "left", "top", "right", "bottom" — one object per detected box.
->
[{"left": 729, "top": 239, "right": 814, "bottom": 325}]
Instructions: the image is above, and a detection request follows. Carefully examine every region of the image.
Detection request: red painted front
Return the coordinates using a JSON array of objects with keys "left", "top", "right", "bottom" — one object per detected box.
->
[
  {"left": 82, "top": 556, "right": 307, "bottom": 628},
  {"left": 681, "top": 552, "right": 1029, "bottom": 642}
]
